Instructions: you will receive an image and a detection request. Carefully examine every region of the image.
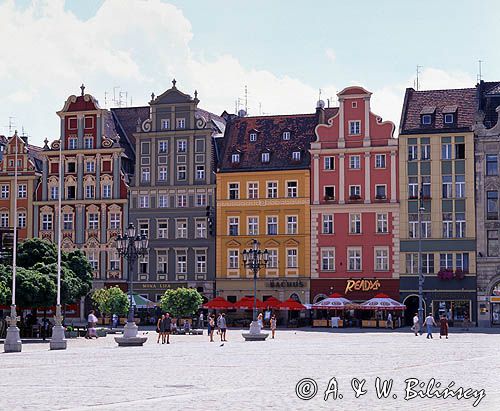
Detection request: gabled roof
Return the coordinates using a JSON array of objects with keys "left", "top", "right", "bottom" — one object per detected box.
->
[
  {"left": 400, "top": 87, "right": 476, "bottom": 134},
  {"left": 219, "top": 113, "right": 318, "bottom": 172},
  {"left": 111, "top": 106, "right": 150, "bottom": 153},
  {"left": 478, "top": 81, "right": 500, "bottom": 129}
]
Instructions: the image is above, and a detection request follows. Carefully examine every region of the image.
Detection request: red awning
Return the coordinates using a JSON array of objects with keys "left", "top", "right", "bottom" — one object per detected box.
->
[
  {"left": 278, "top": 298, "right": 306, "bottom": 311},
  {"left": 263, "top": 296, "right": 282, "bottom": 309},
  {"left": 202, "top": 297, "right": 234, "bottom": 310},
  {"left": 233, "top": 296, "right": 266, "bottom": 310}
]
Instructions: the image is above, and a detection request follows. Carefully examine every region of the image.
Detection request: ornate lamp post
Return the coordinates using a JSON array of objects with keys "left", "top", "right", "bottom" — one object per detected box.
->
[
  {"left": 113, "top": 223, "right": 149, "bottom": 346},
  {"left": 241, "top": 239, "right": 269, "bottom": 341}
]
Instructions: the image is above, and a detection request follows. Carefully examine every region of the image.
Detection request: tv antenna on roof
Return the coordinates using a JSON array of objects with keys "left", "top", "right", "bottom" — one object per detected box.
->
[
  {"left": 477, "top": 60, "right": 484, "bottom": 83},
  {"left": 415, "top": 65, "right": 422, "bottom": 91},
  {"left": 4, "top": 117, "right": 15, "bottom": 134}
]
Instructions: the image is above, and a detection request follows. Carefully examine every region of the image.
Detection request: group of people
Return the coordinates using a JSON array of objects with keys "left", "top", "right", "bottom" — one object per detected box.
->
[
  {"left": 207, "top": 313, "right": 227, "bottom": 342},
  {"left": 412, "top": 312, "right": 449, "bottom": 339}
]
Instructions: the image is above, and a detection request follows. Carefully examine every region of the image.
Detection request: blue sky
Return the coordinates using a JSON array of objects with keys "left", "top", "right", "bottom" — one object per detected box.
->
[{"left": 2, "top": 0, "right": 499, "bottom": 144}]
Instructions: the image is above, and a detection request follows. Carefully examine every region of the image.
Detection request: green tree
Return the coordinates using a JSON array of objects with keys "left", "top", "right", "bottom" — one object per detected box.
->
[
  {"left": 92, "top": 286, "right": 129, "bottom": 318},
  {"left": 0, "top": 279, "right": 8, "bottom": 305},
  {"left": 159, "top": 288, "right": 203, "bottom": 318},
  {"left": 64, "top": 250, "right": 93, "bottom": 299},
  {"left": 16, "top": 238, "right": 57, "bottom": 268},
  {"left": 15, "top": 267, "right": 57, "bottom": 309}
]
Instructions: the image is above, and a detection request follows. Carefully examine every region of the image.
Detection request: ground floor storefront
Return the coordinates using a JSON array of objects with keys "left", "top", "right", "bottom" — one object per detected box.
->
[
  {"left": 477, "top": 278, "right": 500, "bottom": 327},
  {"left": 132, "top": 281, "right": 215, "bottom": 303},
  {"left": 310, "top": 278, "right": 400, "bottom": 303}
]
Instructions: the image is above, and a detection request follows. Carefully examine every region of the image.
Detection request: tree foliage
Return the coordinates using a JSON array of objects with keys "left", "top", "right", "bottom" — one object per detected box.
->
[
  {"left": 159, "top": 288, "right": 203, "bottom": 318},
  {"left": 0, "top": 278, "right": 8, "bottom": 305},
  {"left": 92, "top": 286, "right": 129, "bottom": 317}
]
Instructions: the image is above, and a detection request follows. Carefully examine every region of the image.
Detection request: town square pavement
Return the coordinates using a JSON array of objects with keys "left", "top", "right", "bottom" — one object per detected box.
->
[{"left": 1, "top": 328, "right": 498, "bottom": 410}]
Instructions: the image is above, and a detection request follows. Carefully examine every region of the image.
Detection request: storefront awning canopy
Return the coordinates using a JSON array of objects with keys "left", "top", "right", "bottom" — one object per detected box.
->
[
  {"left": 263, "top": 296, "right": 282, "bottom": 309},
  {"left": 202, "top": 297, "right": 234, "bottom": 310},
  {"left": 278, "top": 298, "right": 306, "bottom": 311},
  {"left": 233, "top": 296, "right": 266, "bottom": 310},
  {"left": 130, "top": 294, "right": 156, "bottom": 308},
  {"left": 359, "top": 293, "right": 406, "bottom": 311},
  {"left": 311, "top": 294, "right": 357, "bottom": 310}
]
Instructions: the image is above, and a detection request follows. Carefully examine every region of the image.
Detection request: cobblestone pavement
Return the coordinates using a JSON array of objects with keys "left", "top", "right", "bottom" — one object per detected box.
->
[{"left": 1, "top": 328, "right": 499, "bottom": 411}]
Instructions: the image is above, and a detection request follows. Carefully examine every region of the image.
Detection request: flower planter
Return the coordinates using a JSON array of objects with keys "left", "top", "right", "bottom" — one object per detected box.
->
[
  {"left": 64, "top": 331, "right": 78, "bottom": 339},
  {"left": 96, "top": 329, "right": 107, "bottom": 337}
]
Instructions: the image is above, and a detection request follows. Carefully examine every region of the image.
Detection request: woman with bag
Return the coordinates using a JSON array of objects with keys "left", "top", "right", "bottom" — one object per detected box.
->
[
  {"left": 208, "top": 315, "right": 215, "bottom": 342},
  {"left": 157, "top": 314, "right": 165, "bottom": 344}
]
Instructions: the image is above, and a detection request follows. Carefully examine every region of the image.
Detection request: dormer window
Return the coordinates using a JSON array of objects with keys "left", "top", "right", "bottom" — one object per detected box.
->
[
  {"left": 231, "top": 153, "right": 240, "bottom": 164},
  {"left": 283, "top": 131, "right": 291, "bottom": 140},
  {"left": 161, "top": 119, "right": 170, "bottom": 130},
  {"left": 292, "top": 151, "right": 301, "bottom": 161},
  {"left": 420, "top": 106, "right": 436, "bottom": 125},
  {"left": 261, "top": 152, "right": 270, "bottom": 163},
  {"left": 444, "top": 114, "right": 454, "bottom": 124},
  {"left": 349, "top": 120, "right": 361, "bottom": 135},
  {"left": 421, "top": 115, "right": 432, "bottom": 125},
  {"left": 176, "top": 118, "right": 186, "bottom": 129},
  {"left": 249, "top": 132, "right": 257, "bottom": 142}
]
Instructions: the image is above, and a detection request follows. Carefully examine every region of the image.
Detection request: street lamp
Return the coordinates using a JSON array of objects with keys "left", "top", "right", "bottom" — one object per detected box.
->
[
  {"left": 241, "top": 239, "right": 269, "bottom": 340},
  {"left": 113, "top": 223, "right": 149, "bottom": 346},
  {"left": 417, "top": 184, "right": 425, "bottom": 335}
]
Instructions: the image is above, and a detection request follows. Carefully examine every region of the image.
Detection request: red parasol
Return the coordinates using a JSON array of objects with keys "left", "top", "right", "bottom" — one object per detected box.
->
[
  {"left": 202, "top": 297, "right": 234, "bottom": 310},
  {"left": 263, "top": 296, "right": 282, "bottom": 309},
  {"left": 278, "top": 298, "right": 306, "bottom": 311},
  {"left": 233, "top": 296, "right": 266, "bottom": 310}
]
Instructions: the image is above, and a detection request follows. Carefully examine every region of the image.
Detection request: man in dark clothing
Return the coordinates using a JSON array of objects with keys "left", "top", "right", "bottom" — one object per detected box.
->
[{"left": 162, "top": 313, "right": 172, "bottom": 344}]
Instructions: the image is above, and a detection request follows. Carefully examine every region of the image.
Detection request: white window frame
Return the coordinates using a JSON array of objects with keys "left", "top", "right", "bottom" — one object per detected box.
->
[
  {"left": 321, "top": 248, "right": 335, "bottom": 271},
  {"left": 375, "top": 247, "right": 389, "bottom": 271},
  {"left": 349, "top": 155, "right": 361, "bottom": 169},
  {"left": 349, "top": 120, "right": 361, "bottom": 135},
  {"left": 348, "top": 247, "right": 362, "bottom": 271},
  {"left": 375, "top": 154, "right": 386, "bottom": 169}
]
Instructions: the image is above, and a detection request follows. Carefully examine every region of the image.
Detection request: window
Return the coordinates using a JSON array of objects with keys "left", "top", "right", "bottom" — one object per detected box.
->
[
  {"left": 249, "top": 132, "right": 257, "bottom": 142},
  {"left": 261, "top": 152, "right": 270, "bottom": 163},
  {"left": 228, "top": 217, "right": 239, "bottom": 236},
  {"left": 444, "top": 113, "right": 454, "bottom": 124},
  {"left": 67, "top": 162, "right": 76, "bottom": 173},
  {"left": 422, "top": 176, "right": 431, "bottom": 198},
  {"left": 349, "top": 185, "right": 361, "bottom": 199},
  {"left": 0, "top": 213, "right": 9, "bottom": 228},
  {"left": 456, "top": 253, "right": 469, "bottom": 272},
  {"left": 1, "top": 185, "right": 9, "bottom": 199},
  {"left": 102, "top": 184, "right": 111, "bottom": 199},
  {"left": 177, "top": 165, "right": 187, "bottom": 180},
  {"left": 229, "top": 183, "right": 240, "bottom": 200},
  {"left": 267, "top": 182, "right": 278, "bottom": 198},
  {"left": 228, "top": 250, "right": 239, "bottom": 269},
  {"left": 176, "top": 118, "right": 186, "bottom": 129},
  {"left": 157, "top": 221, "right": 168, "bottom": 239},
  {"left": 84, "top": 116, "right": 93, "bottom": 129},
  {"left": 196, "top": 165, "right": 205, "bottom": 180},
  {"left": 177, "top": 140, "right": 187, "bottom": 153},
  {"left": 248, "top": 182, "right": 259, "bottom": 199},
  {"left": 88, "top": 252, "right": 98, "bottom": 271},
  {"left": 17, "top": 212, "right": 26, "bottom": 228},
  {"left": 408, "top": 177, "right": 418, "bottom": 198},
  {"left": 286, "top": 249, "right": 297, "bottom": 268},
  {"left": 442, "top": 175, "right": 452, "bottom": 198},
  {"left": 68, "top": 138, "right": 77, "bottom": 150},
  {"left": 50, "top": 186, "right": 59, "bottom": 200},
  {"left": 455, "top": 213, "right": 466, "bottom": 238},
  {"left": 195, "top": 193, "right": 206, "bottom": 207},
  {"left": 349, "top": 214, "right": 361, "bottom": 234},
  {"left": 421, "top": 214, "right": 431, "bottom": 238},
  {"left": 87, "top": 213, "right": 99, "bottom": 230},
  {"left": 408, "top": 145, "right": 418, "bottom": 161},
  {"left": 487, "top": 191, "right": 498, "bottom": 220},
  {"left": 422, "top": 253, "right": 434, "bottom": 274},
  {"left": 196, "top": 251, "right": 207, "bottom": 274},
  {"left": 141, "top": 167, "right": 150, "bottom": 182},
  {"left": 376, "top": 213, "right": 388, "bottom": 233},
  {"left": 85, "top": 185, "right": 95, "bottom": 199},
  {"left": 138, "top": 221, "right": 149, "bottom": 237},
  {"left": 286, "top": 216, "right": 298, "bottom": 234},
  {"left": 139, "top": 195, "right": 149, "bottom": 208},
  {"left": 176, "top": 253, "right": 187, "bottom": 274},
  {"left": 267, "top": 216, "right": 278, "bottom": 235},
  {"left": 375, "top": 154, "right": 386, "bottom": 168},
  {"left": 488, "top": 230, "right": 499, "bottom": 257},
  {"left": 138, "top": 256, "right": 149, "bottom": 275},
  {"left": 292, "top": 151, "right": 301, "bottom": 161},
  {"left": 406, "top": 253, "right": 418, "bottom": 274},
  {"left": 158, "top": 166, "right": 168, "bottom": 181},
  {"left": 160, "top": 119, "right": 170, "bottom": 130},
  {"left": 267, "top": 249, "right": 278, "bottom": 268},
  {"left": 421, "top": 114, "right": 432, "bottom": 125},
  {"left": 487, "top": 155, "right": 498, "bottom": 176},
  {"left": 231, "top": 153, "right": 240, "bottom": 163},
  {"left": 17, "top": 184, "right": 27, "bottom": 198},
  {"left": 110, "top": 251, "right": 120, "bottom": 272},
  {"left": 321, "top": 249, "right": 335, "bottom": 271},
  {"left": 455, "top": 175, "right": 465, "bottom": 198},
  {"left": 196, "top": 219, "right": 207, "bottom": 238},
  {"left": 283, "top": 131, "right": 291, "bottom": 140},
  {"left": 455, "top": 143, "right": 465, "bottom": 159},
  {"left": 176, "top": 219, "right": 188, "bottom": 239},
  {"left": 109, "top": 213, "right": 120, "bottom": 230},
  {"left": 176, "top": 194, "right": 187, "bottom": 208},
  {"left": 442, "top": 213, "right": 453, "bottom": 238},
  {"left": 408, "top": 214, "right": 418, "bottom": 238},
  {"left": 324, "top": 156, "right": 334, "bottom": 170},
  {"left": 157, "top": 251, "right": 168, "bottom": 274},
  {"left": 84, "top": 137, "right": 93, "bottom": 149},
  {"left": 324, "top": 186, "right": 335, "bottom": 200},
  {"left": 349, "top": 155, "right": 361, "bottom": 169},
  {"left": 375, "top": 249, "right": 389, "bottom": 271},
  {"left": 322, "top": 214, "right": 334, "bottom": 234},
  {"left": 287, "top": 181, "right": 298, "bottom": 198},
  {"left": 141, "top": 142, "right": 150, "bottom": 155},
  {"left": 158, "top": 195, "right": 168, "bottom": 208},
  {"left": 248, "top": 217, "right": 259, "bottom": 235},
  {"left": 439, "top": 253, "right": 453, "bottom": 270},
  {"left": 421, "top": 143, "right": 431, "bottom": 160},
  {"left": 441, "top": 143, "right": 452, "bottom": 160},
  {"left": 375, "top": 185, "right": 386, "bottom": 199},
  {"left": 349, "top": 120, "right": 361, "bottom": 135},
  {"left": 348, "top": 248, "right": 361, "bottom": 271},
  {"left": 67, "top": 186, "right": 76, "bottom": 200}
]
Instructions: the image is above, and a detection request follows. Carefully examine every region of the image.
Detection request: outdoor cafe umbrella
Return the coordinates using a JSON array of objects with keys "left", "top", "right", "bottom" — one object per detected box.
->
[
  {"left": 233, "top": 296, "right": 266, "bottom": 310},
  {"left": 202, "top": 297, "right": 234, "bottom": 310},
  {"left": 359, "top": 293, "right": 406, "bottom": 311},
  {"left": 278, "top": 298, "right": 306, "bottom": 311},
  {"left": 263, "top": 296, "right": 282, "bottom": 310},
  {"left": 311, "top": 293, "right": 357, "bottom": 310},
  {"left": 130, "top": 294, "right": 156, "bottom": 309}
]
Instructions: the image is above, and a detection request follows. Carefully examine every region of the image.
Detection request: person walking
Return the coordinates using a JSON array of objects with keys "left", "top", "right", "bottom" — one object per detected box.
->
[
  {"left": 217, "top": 313, "right": 227, "bottom": 342},
  {"left": 208, "top": 315, "right": 215, "bottom": 342},
  {"left": 86, "top": 310, "right": 98, "bottom": 339},
  {"left": 157, "top": 314, "right": 165, "bottom": 344},
  {"left": 386, "top": 312, "right": 393, "bottom": 329},
  {"left": 270, "top": 315, "right": 277, "bottom": 339},
  {"left": 162, "top": 313, "right": 172, "bottom": 344},
  {"left": 199, "top": 312, "right": 204, "bottom": 329},
  {"left": 411, "top": 312, "right": 420, "bottom": 336},
  {"left": 439, "top": 315, "right": 449, "bottom": 339},
  {"left": 425, "top": 313, "right": 437, "bottom": 339},
  {"left": 112, "top": 313, "right": 118, "bottom": 329}
]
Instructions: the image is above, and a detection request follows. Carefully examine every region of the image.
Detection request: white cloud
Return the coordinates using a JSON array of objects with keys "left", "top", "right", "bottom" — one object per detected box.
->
[{"left": 325, "top": 48, "right": 336, "bottom": 64}]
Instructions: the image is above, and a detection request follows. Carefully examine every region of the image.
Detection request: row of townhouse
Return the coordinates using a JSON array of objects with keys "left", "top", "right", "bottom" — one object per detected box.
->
[{"left": 3, "top": 80, "right": 500, "bottom": 326}]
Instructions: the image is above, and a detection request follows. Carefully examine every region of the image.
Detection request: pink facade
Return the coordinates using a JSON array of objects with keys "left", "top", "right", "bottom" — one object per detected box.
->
[{"left": 310, "top": 86, "right": 400, "bottom": 302}]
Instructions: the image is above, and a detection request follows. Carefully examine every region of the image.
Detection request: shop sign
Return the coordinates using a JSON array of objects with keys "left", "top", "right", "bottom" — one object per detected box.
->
[
  {"left": 344, "top": 279, "right": 381, "bottom": 294},
  {"left": 267, "top": 280, "right": 305, "bottom": 288},
  {"left": 136, "top": 283, "right": 188, "bottom": 290}
]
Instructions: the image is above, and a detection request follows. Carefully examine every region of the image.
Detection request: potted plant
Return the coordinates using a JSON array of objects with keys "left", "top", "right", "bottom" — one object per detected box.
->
[
  {"left": 437, "top": 268, "right": 454, "bottom": 280},
  {"left": 64, "top": 326, "right": 78, "bottom": 339},
  {"left": 349, "top": 194, "right": 361, "bottom": 201},
  {"left": 454, "top": 268, "right": 466, "bottom": 280},
  {"left": 375, "top": 194, "right": 387, "bottom": 200}
]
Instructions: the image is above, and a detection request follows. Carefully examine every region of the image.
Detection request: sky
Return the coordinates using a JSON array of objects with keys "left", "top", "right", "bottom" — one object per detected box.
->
[{"left": 1, "top": 0, "right": 499, "bottom": 146}]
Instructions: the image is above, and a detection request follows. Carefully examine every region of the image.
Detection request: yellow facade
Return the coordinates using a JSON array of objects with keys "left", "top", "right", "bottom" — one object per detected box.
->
[{"left": 216, "top": 169, "right": 311, "bottom": 303}]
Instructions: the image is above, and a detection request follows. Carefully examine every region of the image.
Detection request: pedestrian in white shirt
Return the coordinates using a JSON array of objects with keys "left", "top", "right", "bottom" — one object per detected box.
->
[
  {"left": 412, "top": 313, "right": 420, "bottom": 336},
  {"left": 425, "top": 313, "right": 437, "bottom": 339}
]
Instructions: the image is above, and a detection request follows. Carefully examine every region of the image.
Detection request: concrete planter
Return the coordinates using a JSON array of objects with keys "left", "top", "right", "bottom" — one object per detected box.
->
[{"left": 65, "top": 331, "right": 78, "bottom": 339}]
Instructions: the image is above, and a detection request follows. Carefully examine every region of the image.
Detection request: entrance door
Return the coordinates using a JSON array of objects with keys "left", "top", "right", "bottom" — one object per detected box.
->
[
  {"left": 403, "top": 295, "right": 426, "bottom": 326},
  {"left": 492, "top": 303, "right": 500, "bottom": 325}
]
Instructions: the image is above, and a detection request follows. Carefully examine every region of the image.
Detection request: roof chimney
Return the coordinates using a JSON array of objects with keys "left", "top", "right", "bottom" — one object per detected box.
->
[{"left": 316, "top": 100, "right": 325, "bottom": 124}]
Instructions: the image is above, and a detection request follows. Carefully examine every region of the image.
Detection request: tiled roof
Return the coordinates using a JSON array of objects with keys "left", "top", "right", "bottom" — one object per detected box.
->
[
  {"left": 218, "top": 113, "right": 318, "bottom": 172},
  {"left": 111, "top": 106, "right": 150, "bottom": 150},
  {"left": 478, "top": 81, "right": 500, "bottom": 129},
  {"left": 400, "top": 87, "right": 476, "bottom": 134}
]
